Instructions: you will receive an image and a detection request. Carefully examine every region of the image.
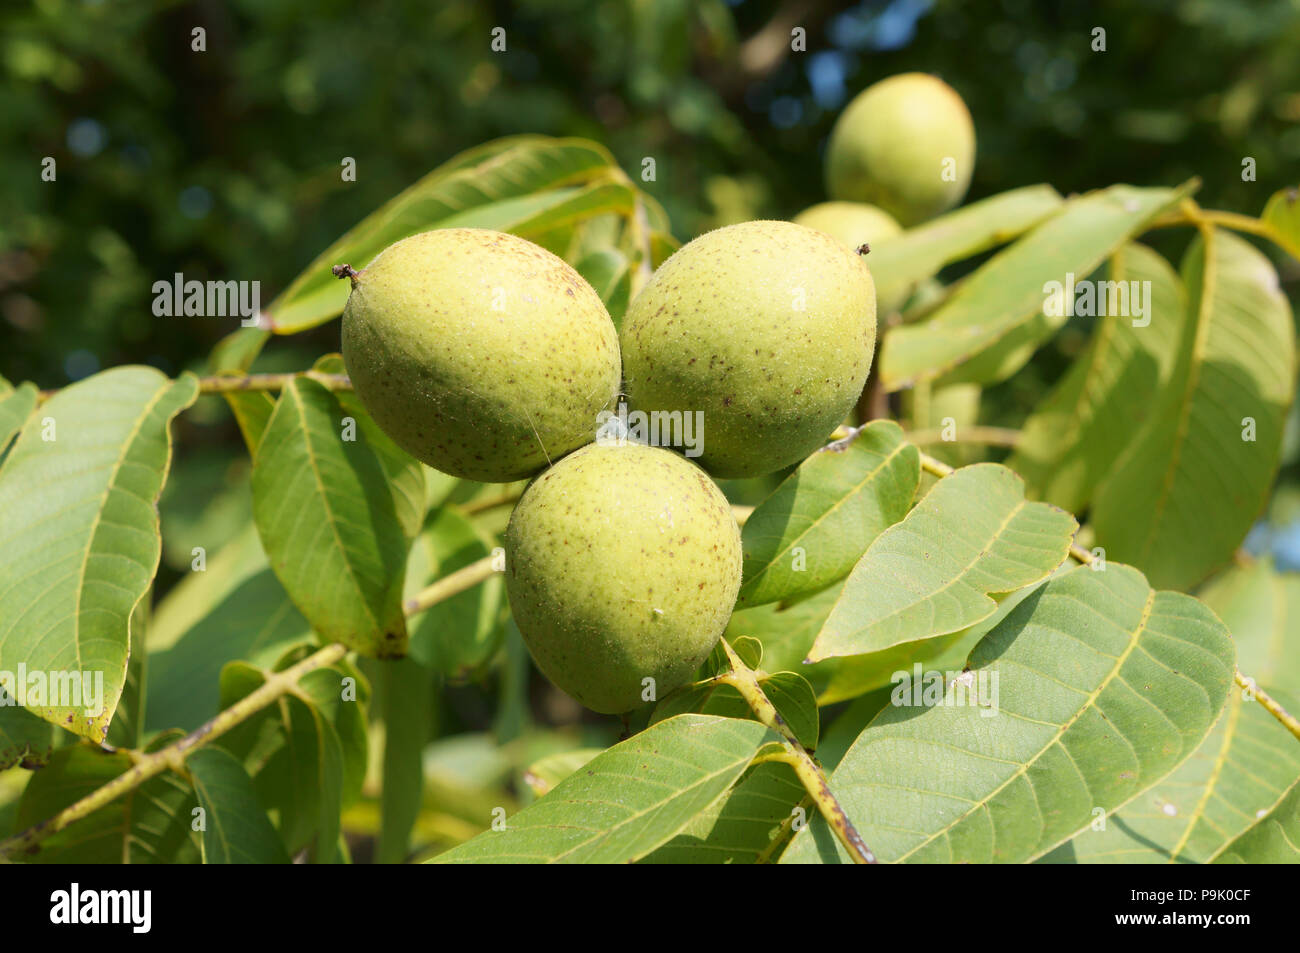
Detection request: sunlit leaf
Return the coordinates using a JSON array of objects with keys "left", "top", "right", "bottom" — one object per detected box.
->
[
  {"left": 869, "top": 185, "right": 1063, "bottom": 318},
  {"left": 783, "top": 564, "right": 1236, "bottom": 864},
  {"left": 267, "top": 137, "right": 626, "bottom": 333},
  {"left": 737, "top": 420, "right": 919, "bottom": 608},
  {"left": 252, "top": 377, "right": 411, "bottom": 657},
  {"left": 432, "top": 714, "right": 771, "bottom": 863},
  {"left": 1260, "top": 186, "right": 1300, "bottom": 259},
  {"left": 880, "top": 183, "right": 1190, "bottom": 389},
  {"left": 1210, "top": 776, "right": 1300, "bottom": 863},
  {"left": 809, "top": 463, "right": 1076, "bottom": 660},
  {"left": 642, "top": 762, "right": 805, "bottom": 864},
  {"left": 1092, "top": 229, "right": 1296, "bottom": 590},
  {"left": 1007, "top": 243, "right": 1184, "bottom": 512},
  {"left": 0, "top": 367, "right": 198, "bottom": 741}
]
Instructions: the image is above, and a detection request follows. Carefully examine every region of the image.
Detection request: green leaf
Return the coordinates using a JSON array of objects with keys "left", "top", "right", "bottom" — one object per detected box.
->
[
  {"left": 432, "top": 714, "right": 772, "bottom": 863},
  {"left": 217, "top": 657, "right": 368, "bottom": 863},
  {"left": 208, "top": 326, "right": 275, "bottom": 451},
  {"left": 934, "top": 308, "right": 1069, "bottom": 388},
  {"left": 188, "top": 746, "right": 291, "bottom": 864},
  {"left": 252, "top": 377, "right": 411, "bottom": 657},
  {"left": 782, "top": 563, "right": 1236, "bottom": 864},
  {"left": 1260, "top": 186, "right": 1300, "bottom": 259},
  {"left": 145, "top": 524, "right": 312, "bottom": 733},
  {"left": 314, "top": 354, "right": 426, "bottom": 541},
  {"left": 880, "top": 183, "right": 1190, "bottom": 389},
  {"left": 227, "top": 390, "right": 277, "bottom": 455},
  {"left": 403, "top": 505, "right": 505, "bottom": 677},
  {"left": 1197, "top": 557, "right": 1300, "bottom": 687},
  {"left": 868, "top": 185, "right": 1064, "bottom": 318},
  {"left": 0, "top": 382, "right": 37, "bottom": 456},
  {"left": 0, "top": 367, "right": 198, "bottom": 741},
  {"left": 104, "top": 596, "right": 147, "bottom": 749},
  {"left": 729, "top": 582, "right": 974, "bottom": 705},
  {"left": 522, "top": 748, "right": 604, "bottom": 797},
  {"left": 1092, "top": 229, "right": 1296, "bottom": 590},
  {"left": 651, "top": 670, "right": 819, "bottom": 750},
  {"left": 375, "top": 657, "right": 432, "bottom": 863},
  {"left": 0, "top": 685, "right": 55, "bottom": 769},
  {"left": 1007, "top": 243, "right": 1184, "bottom": 512},
  {"left": 730, "top": 635, "right": 763, "bottom": 670},
  {"left": 1040, "top": 559, "right": 1300, "bottom": 864},
  {"left": 737, "top": 420, "right": 919, "bottom": 608},
  {"left": 574, "top": 247, "right": 633, "bottom": 328},
  {"left": 808, "top": 463, "right": 1077, "bottom": 661},
  {"left": 641, "top": 762, "right": 806, "bottom": 863},
  {"left": 1041, "top": 687, "right": 1300, "bottom": 864},
  {"left": 15, "top": 737, "right": 199, "bottom": 863},
  {"left": 267, "top": 137, "right": 624, "bottom": 333},
  {"left": 209, "top": 326, "right": 271, "bottom": 374},
  {"left": 1211, "top": 776, "right": 1300, "bottom": 863}
]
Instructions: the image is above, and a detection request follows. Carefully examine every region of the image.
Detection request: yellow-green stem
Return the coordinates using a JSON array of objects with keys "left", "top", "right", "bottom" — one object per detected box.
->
[
  {"left": 917, "top": 449, "right": 1298, "bottom": 746},
  {"left": 719, "top": 639, "right": 877, "bottom": 864}
]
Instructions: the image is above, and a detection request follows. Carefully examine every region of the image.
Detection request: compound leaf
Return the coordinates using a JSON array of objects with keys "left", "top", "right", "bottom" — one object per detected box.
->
[{"left": 784, "top": 564, "right": 1235, "bottom": 864}]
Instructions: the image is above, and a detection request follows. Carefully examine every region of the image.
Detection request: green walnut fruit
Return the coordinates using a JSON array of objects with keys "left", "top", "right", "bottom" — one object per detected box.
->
[
  {"left": 620, "top": 220, "right": 876, "bottom": 479},
  {"left": 826, "top": 72, "right": 975, "bottom": 226},
  {"left": 505, "top": 441, "right": 742, "bottom": 714},
  {"left": 340, "top": 228, "right": 621, "bottom": 483},
  {"left": 792, "top": 201, "right": 910, "bottom": 313}
]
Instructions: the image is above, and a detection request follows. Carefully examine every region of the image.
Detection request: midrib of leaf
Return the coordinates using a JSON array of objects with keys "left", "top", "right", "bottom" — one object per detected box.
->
[
  {"left": 70, "top": 383, "right": 173, "bottom": 683},
  {"left": 549, "top": 750, "right": 744, "bottom": 863},
  {"left": 753, "top": 438, "right": 910, "bottom": 578},
  {"left": 189, "top": 769, "right": 232, "bottom": 862},
  {"left": 1165, "top": 691, "right": 1241, "bottom": 862},
  {"left": 897, "top": 587, "right": 1156, "bottom": 862},
  {"left": 1209, "top": 776, "right": 1300, "bottom": 862},
  {"left": 828, "top": 493, "right": 1031, "bottom": 648},
  {"left": 288, "top": 384, "right": 381, "bottom": 634},
  {"left": 1136, "top": 227, "right": 1217, "bottom": 568},
  {"left": 1050, "top": 250, "right": 1126, "bottom": 456}
]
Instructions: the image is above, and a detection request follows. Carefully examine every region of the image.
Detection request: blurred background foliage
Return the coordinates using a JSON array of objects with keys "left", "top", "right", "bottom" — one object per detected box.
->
[
  {"left": 1, "top": 0, "right": 1298, "bottom": 857},
  {"left": 4, "top": 0, "right": 1298, "bottom": 387}
]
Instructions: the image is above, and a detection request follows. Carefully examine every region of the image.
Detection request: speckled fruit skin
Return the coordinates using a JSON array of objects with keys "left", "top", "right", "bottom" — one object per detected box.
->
[
  {"left": 792, "top": 201, "right": 909, "bottom": 313},
  {"left": 620, "top": 220, "right": 876, "bottom": 479},
  {"left": 341, "top": 228, "right": 621, "bottom": 483},
  {"left": 826, "top": 73, "right": 975, "bottom": 227},
  {"left": 505, "top": 442, "right": 742, "bottom": 714}
]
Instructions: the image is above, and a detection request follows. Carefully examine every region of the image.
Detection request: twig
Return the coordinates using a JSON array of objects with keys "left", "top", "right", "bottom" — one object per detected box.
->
[
  {"left": 2, "top": 548, "right": 503, "bottom": 860},
  {"left": 38, "top": 371, "right": 352, "bottom": 404},
  {"left": 904, "top": 426, "right": 1021, "bottom": 448},
  {"left": 0, "top": 642, "right": 347, "bottom": 859},
  {"left": 915, "top": 450, "right": 1299, "bottom": 746},
  {"left": 1235, "top": 672, "right": 1300, "bottom": 743},
  {"left": 718, "top": 638, "right": 877, "bottom": 864},
  {"left": 403, "top": 555, "right": 499, "bottom": 615}
]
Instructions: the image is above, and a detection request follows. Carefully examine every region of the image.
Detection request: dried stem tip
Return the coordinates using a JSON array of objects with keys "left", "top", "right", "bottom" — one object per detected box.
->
[
  {"left": 332, "top": 263, "right": 361, "bottom": 283},
  {"left": 855, "top": 243, "right": 871, "bottom": 256}
]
